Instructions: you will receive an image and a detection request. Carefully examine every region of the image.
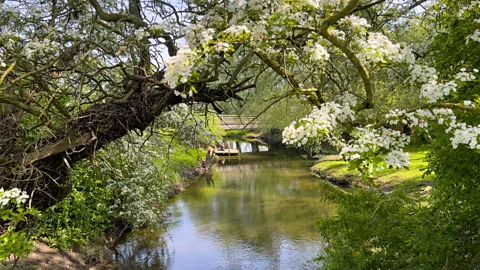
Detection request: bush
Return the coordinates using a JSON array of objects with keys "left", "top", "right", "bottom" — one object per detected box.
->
[{"left": 318, "top": 137, "right": 480, "bottom": 269}]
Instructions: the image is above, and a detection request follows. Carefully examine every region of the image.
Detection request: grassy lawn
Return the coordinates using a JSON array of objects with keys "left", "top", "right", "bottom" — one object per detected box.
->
[{"left": 311, "top": 150, "right": 434, "bottom": 190}]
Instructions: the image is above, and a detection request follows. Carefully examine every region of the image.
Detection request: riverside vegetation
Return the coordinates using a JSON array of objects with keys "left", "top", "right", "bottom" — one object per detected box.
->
[{"left": 1, "top": 105, "right": 222, "bottom": 266}]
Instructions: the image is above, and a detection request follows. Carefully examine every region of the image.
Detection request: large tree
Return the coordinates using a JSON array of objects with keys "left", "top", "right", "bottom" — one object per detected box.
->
[
  {"left": 2, "top": 0, "right": 478, "bottom": 209},
  {"left": 0, "top": 0, "right": 256, "bottom": 208}
]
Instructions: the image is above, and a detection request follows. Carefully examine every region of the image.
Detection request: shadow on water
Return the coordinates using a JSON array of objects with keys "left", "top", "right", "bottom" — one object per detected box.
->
[{"left": 113, "top": 149, "right": 334, "bottom": 269}]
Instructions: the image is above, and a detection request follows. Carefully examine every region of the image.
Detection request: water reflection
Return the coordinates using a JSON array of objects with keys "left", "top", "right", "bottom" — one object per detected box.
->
[
  {"left": 205, "top": 172, "right": 215, "bottom": 187},
  {"left": 239, "top": 141, "right": 268, "bottom": 153},
  {"left": 114, "top": 153, "right": 333, "bottom": 269}
]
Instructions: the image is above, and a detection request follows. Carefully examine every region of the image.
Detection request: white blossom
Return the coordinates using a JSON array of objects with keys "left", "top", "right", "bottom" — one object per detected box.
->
[
  {"left": 357, "top": 33, "right": 402, "bottom": 64},
  {"left": 251, "top": 24, "right": 268, "bottom": 47},
  {"left": 134, "top": 28, "right": 146, "bottom": 39},
  {"left": 214, "top": 42, "right": 231, "bottom": 52},
  {"left": 339, "top": 15, "right": 370, "bottom": 35},
  {"left": 340, "top": 127, "right": 411, "bottom": 161},
  {"left": 187, "top": 24, "right": 215, "bottom": 48},
  {"left": 304, "top": 42, "right": 330, "bottom": 62},
  {"left": 224, "top": 25, "right": 250, "bottom": 37},
  {"left": 455, "top": 68, "right": 476, "bottom": 81},
  {"left": 164, "top": 47, "right": 197, "bottom": 88},
  {"left": 0, "top": 188, "right": 29, "bottom": 207},
  {"left": 385, "top": 150, "right": 410, "bottom": 168},
  {"left": 451, "top": 124, "right": 480, "bottom": 149},
  {"left": 282, "top": 102, "right": 355, "bottom": 146},
  {"left": 410, "top": 65, "right": 438, "bottom": 84}
]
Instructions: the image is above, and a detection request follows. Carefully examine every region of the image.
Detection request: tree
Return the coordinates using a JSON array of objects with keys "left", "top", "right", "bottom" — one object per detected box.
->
[
  {"left": 0, "top": 0, "right": 255, "bottom": 208},
  {"left": 0, "top": 0, "right": 478, "bottom": 214}
]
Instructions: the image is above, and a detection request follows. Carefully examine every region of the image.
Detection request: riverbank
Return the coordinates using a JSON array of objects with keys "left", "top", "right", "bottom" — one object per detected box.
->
[{"left": 311, "top": 150, "right": 434, "bottom": 193}]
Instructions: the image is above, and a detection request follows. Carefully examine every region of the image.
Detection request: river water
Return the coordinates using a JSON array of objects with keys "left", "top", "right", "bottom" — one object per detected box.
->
[{"left": 113, "top": 151, "right": 334, "bottom": 269}]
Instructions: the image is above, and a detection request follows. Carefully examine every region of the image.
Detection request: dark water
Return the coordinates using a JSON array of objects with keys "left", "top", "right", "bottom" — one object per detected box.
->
[{"left": 114, "top": 152, "right": 334, "bottom": 269}]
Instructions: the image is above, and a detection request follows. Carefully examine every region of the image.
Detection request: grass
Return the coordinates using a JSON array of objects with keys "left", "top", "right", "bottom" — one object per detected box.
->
[
  {"left": 223, "top": 129, "right": 257, "bottom": 140},
  {"left": 312, "top": 150, "right": 434, "bottom": 190},
  {"left": 170, "top": 147, "right": 206, "bottom": 168}
]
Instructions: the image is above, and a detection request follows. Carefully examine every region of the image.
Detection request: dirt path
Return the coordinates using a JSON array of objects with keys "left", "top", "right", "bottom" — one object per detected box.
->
[{"left": 2, "top": 242, "right": 115, "bottom": 270}]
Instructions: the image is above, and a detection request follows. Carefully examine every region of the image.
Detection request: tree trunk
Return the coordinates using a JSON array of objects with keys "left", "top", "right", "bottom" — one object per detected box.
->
[{"left": 1, "top": 85, "right": 177, "bottom": 209}]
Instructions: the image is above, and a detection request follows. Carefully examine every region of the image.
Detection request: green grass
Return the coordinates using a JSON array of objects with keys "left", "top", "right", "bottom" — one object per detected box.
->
[
  {"left": 312, "top": 150, "right": 434, "bottom": 189},
  {"left": 224, "top": 129, "right": 257, "bottom": 139},
  {"left": 170, "top": 147, "right": 206, "bottom": 168},
  {"left": 154, "top": 145, "right": 206, "bottom": 169}
]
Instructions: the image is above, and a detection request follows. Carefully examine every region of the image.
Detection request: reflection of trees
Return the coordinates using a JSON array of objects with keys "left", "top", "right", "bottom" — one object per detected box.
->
[
  {"left": 115, "top": 230, "right": 174, "bottom": 269},
  {"left": 113, "top": 158, "right": 333, "bottom": 268},
  {"left": 205, "top": 172, "right": 214, "bottom": 187},
  {"left": 181, "top": 160, "right": 334, "bottom": 259}
]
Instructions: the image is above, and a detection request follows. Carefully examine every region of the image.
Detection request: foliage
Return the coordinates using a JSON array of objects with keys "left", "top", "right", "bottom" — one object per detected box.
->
[
  {"left": 0, "top": 188, "right": 40, "bottom": 262},
  {"left": 314, "top": 2, "right": 480, "bottom": 267},
  {"left": 317, "top": 189, "right": 464, "bottom": 269},
  {"left": 224, "top": 129, "right": 254, "bottom": 139},
  {"left": 37, "top": 105, "right": 217, "bottom": 249},
  {"left": 159, "top": 104, "right": 224, "bottom": 147},
  {"left": 318, "top": 156, "right": 480, "bottom": 270},
  {"left": 39, "top": 161, "right": 115, "bottom": 250}
]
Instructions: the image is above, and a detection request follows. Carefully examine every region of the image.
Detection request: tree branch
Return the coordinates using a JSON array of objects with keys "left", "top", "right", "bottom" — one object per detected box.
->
[
  {"left": 322, "top": 0, "right": 361, "bottom": 29},
  {"left": 17, "top": 132, "right": 96, "bottom": 166},
  {"left": 88, "top": 0, "right": 148, "bottom": 27}
]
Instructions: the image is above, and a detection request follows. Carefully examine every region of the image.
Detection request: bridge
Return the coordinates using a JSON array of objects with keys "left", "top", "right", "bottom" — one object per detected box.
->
[{"left": 217, "top": 115, "right": 260, "bottom": 130}]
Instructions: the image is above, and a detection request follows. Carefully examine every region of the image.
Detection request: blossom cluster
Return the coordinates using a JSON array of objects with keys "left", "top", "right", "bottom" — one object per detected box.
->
[
  {"left": 339, "top": 15, "right": 370, "bottom": 36},
  {"left": 386, "top": 104, "right": 480, "bottom": 150},
  {"left": 385, "top": 150, "right": 411, "bottom": 168},
  {"left": 187, "top": 24, "right": 215, "bottom": 49},
  {"left": 104, "top": 138, "right": 173, "bottom": 228},
  {"left": 340, "top": 126, "right": 411, "bottom": 167},
  {"left": 0, "top": 188, "right": 29, "bottom": 207},
  {"left": 164, "top": 48, "right": 197, "bottom": 89},
  {"left": 409, "top": 64, "right": 438, "bottom": 84},
  {"left": 23, "top": 39, "right": 60, "bottom": 59},
  {"left": 224, "top": 25, "right": 251, "bottom": 37},
  {"left": 159, "top": 104, "right": 217, "bottom": 146},
  {"left": 282, "top": 102, "right": 355, "bottom": 147},
  {"left": 450, "top": 124, "right": 480, "bottom": 149},
  {"left": 357, "top": 33, "right": 407, "bottom": 64},
  {"left": 338, "top": 92, "right": 359, "bottom": 107},
  {"left": 456, "top": 68, "right": 478, "bottom": 81},
  {"left": 304, "top": 42, "right": 330, "bottom": 62},
  {"left": 467, "top": 29, "right": 480, "bottom": 43},
  {"left": 411, "top": 66, "right": 477, "bottom": 103}
]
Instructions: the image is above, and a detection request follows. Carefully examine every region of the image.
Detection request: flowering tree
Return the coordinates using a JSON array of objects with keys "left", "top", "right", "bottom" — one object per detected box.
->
[
  {"left": 0, "top": 0, "right": 255, "bottom": 208},
  {"left": 1, "top": 0, "right": 479, "bottom": 204},
  {"left": 178, "top": 0, "right": 480, "bottom": 185},
  {"left": 165, "top": 0, "right": 480, "bottom": 185}
]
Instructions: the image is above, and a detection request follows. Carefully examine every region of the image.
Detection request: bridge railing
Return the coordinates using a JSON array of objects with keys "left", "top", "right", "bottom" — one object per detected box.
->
[{"left": 217, "top": 115, "right": 260, "bottom": 130}]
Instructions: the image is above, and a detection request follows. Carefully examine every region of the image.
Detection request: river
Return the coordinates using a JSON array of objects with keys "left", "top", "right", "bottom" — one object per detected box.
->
[{"left": 113, "top": 150, "right": 334, "bottom": 269}]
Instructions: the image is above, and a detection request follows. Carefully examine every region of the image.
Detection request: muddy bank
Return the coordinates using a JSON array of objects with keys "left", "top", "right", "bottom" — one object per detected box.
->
[
  {"left": 168, "top": 166, "right": 206, "bottom": 197},
  {"left": 310, "top": 155, "right": 357, "bottom": 187},
  {"left": 311, "top": 166, "right": 358, "bottom": 186},
  {"left": 2, "top": 241, "right": 115, "bottom": 270}
]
